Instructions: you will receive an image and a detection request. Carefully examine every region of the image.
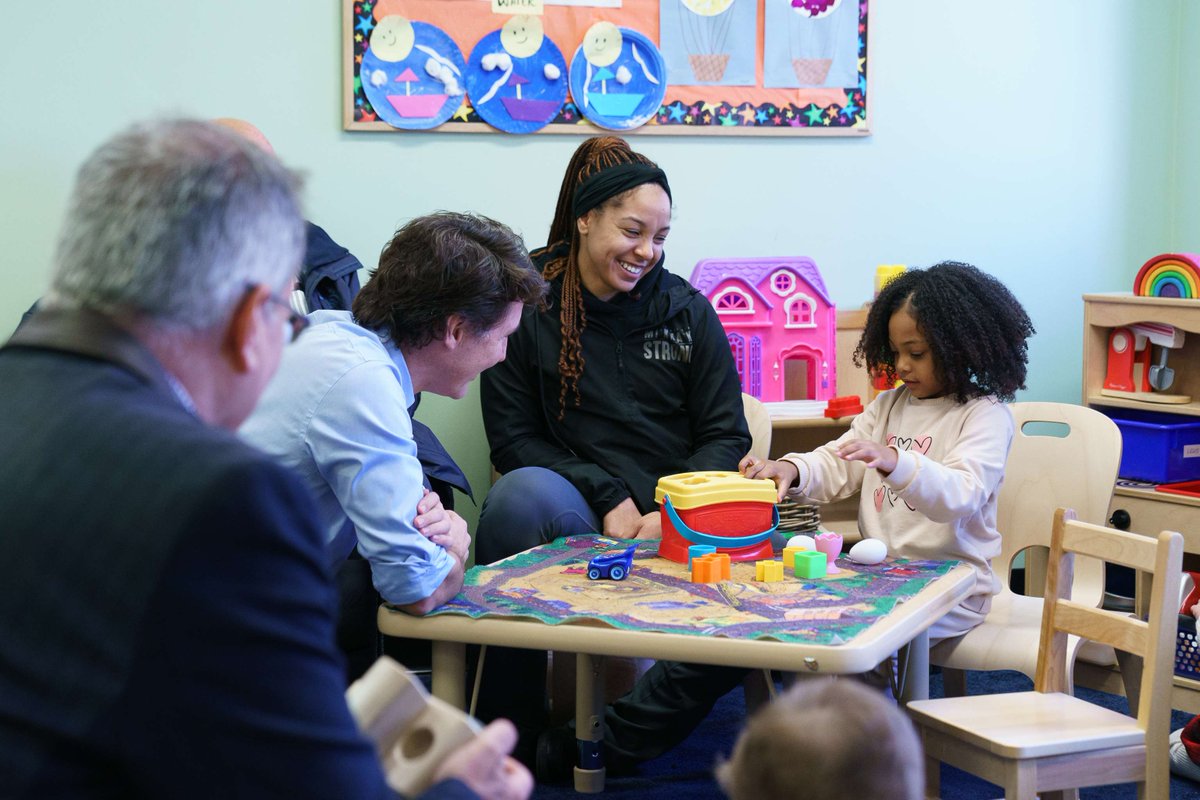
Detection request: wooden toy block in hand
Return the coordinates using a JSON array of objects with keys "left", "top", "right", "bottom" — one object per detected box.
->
[{"left": 346, "top": 656, "right": 482, "bottom": 798}]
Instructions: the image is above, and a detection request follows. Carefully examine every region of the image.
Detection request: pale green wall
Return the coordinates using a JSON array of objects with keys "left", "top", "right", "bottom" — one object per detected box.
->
[
  {"left": 1178, "top": 1, "right": 1200, "bottom": 240},
  {"left": 0, "top": 2, "right": 1184, "bottom": 529}
]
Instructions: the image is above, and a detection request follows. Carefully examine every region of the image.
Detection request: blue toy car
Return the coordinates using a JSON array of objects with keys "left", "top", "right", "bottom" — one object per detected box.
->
[{"left": 586, "top": 544, "right": 637, "bottom": 581}]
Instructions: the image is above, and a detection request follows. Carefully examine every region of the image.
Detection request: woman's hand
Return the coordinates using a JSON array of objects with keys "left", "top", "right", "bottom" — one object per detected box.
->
[
  {"left": 602, "top": 498, "right": 644, "bottom": 539},
  {"left": 635, "top": 511, "right": 662, "bottom": 540}
]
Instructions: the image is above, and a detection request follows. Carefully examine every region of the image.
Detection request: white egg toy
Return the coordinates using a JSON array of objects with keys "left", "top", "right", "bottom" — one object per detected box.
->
[
  {"left": 786, "top": 534, "right": 816, "bottom": 551},
  {"left": 847, "top": 538, "right": 887, "bottom": 565}
]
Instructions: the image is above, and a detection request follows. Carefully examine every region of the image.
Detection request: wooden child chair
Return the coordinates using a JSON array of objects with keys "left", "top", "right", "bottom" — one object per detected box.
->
[
  {"left": 908, "top": 507, "right": 1183, "bottom": 800},
  {"left": 929, "top": 402, "right": 1123, "bottom": 695}
]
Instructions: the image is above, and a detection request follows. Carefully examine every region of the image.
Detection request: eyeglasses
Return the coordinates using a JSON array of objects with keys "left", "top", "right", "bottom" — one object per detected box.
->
[{"left": 262, "top": 289, "right": 310, "bottom": 343}]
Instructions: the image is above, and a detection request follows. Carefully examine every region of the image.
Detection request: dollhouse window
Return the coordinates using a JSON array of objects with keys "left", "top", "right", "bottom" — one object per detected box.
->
[
  {"left": 749, "top": 337, "right": 762, "bottom": 397},
  {"left": 714, "top": 288, "right": 754, "bottom": 314},
  {"left": 784, "top": 294, "right": 816, "bottom": 328},
  {"left": 728, "top": 333, "right": 746, "bottom": 383},
  {"left": 769, "top": 270, "right": 796, "bottom": 296}
]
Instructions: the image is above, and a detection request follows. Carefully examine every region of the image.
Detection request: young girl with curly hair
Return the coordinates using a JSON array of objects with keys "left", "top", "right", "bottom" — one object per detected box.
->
[{"left": 743, "top": 260, "right": 1035, "bottom": 639}]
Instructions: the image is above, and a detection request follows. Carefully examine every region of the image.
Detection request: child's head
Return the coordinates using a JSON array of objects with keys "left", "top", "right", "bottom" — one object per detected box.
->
[
  {"left": 855, "top": 261, "right": 1035, "bottom": 403},
  {"left": 715, "top": 679, "right": 922, "bottom": 800}
]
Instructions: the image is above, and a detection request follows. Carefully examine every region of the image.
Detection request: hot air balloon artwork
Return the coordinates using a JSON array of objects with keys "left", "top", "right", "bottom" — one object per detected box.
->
[
  {"left": 763, "top": 0, "right": 857, "bottom": 89},
  {"left": 659, "top": 0, "right": 756, "bottom": 86},
  {"left": 568, "top": 22, "right": 667, "bottom": 131},
  {"left": 465, "top": 15, "right": 568, "bottom": 134},
  {"left": 361, "top": 15, "right": 466, "bottom": 130},
  {"left": 679, "top": 0, "right": 732, "bottom": 81}
]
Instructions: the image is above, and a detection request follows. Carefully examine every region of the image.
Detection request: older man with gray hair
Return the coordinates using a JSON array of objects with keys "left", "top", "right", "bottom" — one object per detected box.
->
[{"left": 0, "top": 119, "right": 530, "bottom": 800}]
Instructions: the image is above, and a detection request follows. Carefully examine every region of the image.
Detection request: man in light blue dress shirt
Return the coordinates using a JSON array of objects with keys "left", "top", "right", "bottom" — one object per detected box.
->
[{"left": 242, "top": 212, "right": 546, "bottom": 618}]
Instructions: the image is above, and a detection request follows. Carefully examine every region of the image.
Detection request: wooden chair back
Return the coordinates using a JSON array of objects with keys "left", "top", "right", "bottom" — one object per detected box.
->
[
  {"left": 1038, "top": 508, "right": 1183, "bottom": 755},
  {"left": 741, "top": 393, "right": 772, "bottom": 461},
  {"left": 997, "top": 402, "right": 1121, "bottom": 604}
]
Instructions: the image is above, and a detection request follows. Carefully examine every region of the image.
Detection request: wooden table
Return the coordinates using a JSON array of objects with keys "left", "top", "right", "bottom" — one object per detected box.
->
[{"left": 378, "top": 555, "right": 974, "bottom": 792}]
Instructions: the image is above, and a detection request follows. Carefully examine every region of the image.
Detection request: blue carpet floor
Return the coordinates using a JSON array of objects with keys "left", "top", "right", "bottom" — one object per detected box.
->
[{"left": 531, "top": 670, "right": 1200, "bottom": 799}]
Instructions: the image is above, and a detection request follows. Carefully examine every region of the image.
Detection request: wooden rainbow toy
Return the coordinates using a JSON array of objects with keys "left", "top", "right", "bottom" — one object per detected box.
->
[{"left": 1134, "top": 253, "right": 1200, "bottom": 299}]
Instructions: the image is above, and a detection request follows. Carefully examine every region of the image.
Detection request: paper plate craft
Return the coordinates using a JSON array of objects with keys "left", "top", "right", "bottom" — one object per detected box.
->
[
  {"left": 568, "top": 22, "right": 667, "bottom": 131},
  {"left": 1134, "top": 253, "right": 1200, "bottom": 299},
  {"left": 362, "top": 16, "right": 466, "bottom": 130},
  {"left": 465, "top": 16, "right": 568, "bottom": 134}
]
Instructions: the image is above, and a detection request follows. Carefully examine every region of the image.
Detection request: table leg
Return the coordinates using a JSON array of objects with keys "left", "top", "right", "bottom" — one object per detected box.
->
[
  {"left": 901, "top": 629, "right": 930, "bottom": 704},
  {"left": 431, "top": 640, "right": 467, "bottom": 709},
  {"left": 574, "top": 653, "right": 606, "bottom": 793}
]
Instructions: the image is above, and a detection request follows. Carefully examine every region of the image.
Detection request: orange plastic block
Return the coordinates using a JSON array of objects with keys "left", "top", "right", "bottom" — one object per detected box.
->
[
  {"left": 691, "top": 552, "right": 732, "bottom": 583},
  {"left": 824, "top": 395, "right": 864, "bottom": 419},
  {"left": 755, "top": 560, "right": 784, "bottom": 582}
]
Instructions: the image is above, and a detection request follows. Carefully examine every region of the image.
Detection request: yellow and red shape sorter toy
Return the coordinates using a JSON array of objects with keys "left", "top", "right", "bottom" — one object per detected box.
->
[{"left": 655, "top": 471, "right": 779, "bottom": 564}]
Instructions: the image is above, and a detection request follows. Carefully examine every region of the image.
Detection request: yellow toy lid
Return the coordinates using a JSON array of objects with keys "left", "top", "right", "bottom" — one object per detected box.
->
[{"left": 653, "top": 471, "right": 777, "bottom": 509}]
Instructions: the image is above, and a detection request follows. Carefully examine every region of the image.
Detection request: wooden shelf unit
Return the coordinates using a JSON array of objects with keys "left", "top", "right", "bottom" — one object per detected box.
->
[
  {"left": 1078, "top": 292, "right": 1200, "bottom": 711},
  {"left": 1083, "top": 293, "right": 1200, "bottom": 417}
]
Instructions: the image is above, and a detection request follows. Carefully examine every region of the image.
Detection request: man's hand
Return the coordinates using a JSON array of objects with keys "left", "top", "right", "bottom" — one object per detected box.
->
[
  {"left": 433, "top": 719, "right": 533, "bottom": 800},
  {"left": 415, "top": 489, "right": 470, "bottom": 563},
  {"left": 602, "top": 498, "right": 644, "bottom": 539},
  {"left": 837, "top": 439, "right": 897, "bottom": 474}
]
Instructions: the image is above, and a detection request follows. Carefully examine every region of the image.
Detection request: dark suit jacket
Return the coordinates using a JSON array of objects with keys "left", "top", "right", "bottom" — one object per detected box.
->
[{"left": 0, "top": 309, "right": 473, "bottom": 800}]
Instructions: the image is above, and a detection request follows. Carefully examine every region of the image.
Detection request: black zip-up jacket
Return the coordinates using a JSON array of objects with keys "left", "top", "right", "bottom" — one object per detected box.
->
[{"left": 481, "top": 253, "right": 750, "bottom": 517}]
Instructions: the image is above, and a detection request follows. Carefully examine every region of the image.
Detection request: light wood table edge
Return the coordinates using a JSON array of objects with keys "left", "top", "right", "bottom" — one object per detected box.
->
[{"left": 377, "top": 564, "right": 974, "bottom": 693}]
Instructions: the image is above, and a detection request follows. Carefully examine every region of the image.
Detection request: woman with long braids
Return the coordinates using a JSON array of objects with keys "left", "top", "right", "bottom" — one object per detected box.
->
[{"left": 474, "top": 136, "right": 751, "bottom": 778}]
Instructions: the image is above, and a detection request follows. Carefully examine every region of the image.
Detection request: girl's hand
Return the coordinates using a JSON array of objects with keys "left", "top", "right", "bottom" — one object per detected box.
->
[
  {"left": 837, "top": 439, "right": 897, "bottom": 474},
  {"left": 739, "top": 455, "right": 799, "bottom": 502}
]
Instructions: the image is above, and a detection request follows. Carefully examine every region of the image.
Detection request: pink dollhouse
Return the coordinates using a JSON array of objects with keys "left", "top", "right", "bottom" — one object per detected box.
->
[{"left": 689, "top": 257, "right": 837, "bottom": 402}]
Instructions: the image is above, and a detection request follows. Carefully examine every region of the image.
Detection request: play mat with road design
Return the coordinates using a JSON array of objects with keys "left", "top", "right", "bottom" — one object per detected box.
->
[{"left": 429, "top": 536, "right": 958, "bottom": 645}]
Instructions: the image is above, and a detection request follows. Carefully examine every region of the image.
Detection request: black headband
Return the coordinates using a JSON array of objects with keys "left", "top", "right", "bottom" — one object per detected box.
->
[{"left": 572, "top": 163, "right": 672, "bottom": 220}]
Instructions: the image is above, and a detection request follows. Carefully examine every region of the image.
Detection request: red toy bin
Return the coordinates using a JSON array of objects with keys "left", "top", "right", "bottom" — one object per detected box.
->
[{"left": 654, "top": 471, "right": 778, "bottom": 564}]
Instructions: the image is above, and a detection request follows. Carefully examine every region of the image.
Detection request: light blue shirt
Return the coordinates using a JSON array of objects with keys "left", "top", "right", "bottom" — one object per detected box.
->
[{"left": 240, "top": 310, "right": 453, "bottom": 605}]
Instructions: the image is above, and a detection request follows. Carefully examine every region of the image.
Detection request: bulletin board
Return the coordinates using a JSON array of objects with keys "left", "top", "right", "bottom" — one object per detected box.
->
[{"left": 343, "top": 0, "right": 870, "bottom": 136}]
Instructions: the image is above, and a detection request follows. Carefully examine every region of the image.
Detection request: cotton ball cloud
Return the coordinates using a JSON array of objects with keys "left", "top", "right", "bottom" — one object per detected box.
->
[
  {"left": 370, "top": 69, "right": 388, "bottom": 87},
  {"left": 615, "top": 65, "right": 632, "bottom": 85},
  {"left": 544, "top": 63, "right": 561, "bottom": 80},
  {"left": 423, "top": 58, "right": 464, "bottom": 96}
]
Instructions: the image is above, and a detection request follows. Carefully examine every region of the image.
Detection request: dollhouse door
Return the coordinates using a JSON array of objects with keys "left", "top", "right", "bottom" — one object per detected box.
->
[{"left": 780, "top": 345, "right": 823, "bottom": 400}]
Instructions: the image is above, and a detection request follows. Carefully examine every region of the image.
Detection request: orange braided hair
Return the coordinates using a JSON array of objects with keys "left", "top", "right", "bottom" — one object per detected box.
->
[{"left": 540, "top": 136, "right": 660, "bottom": 419}]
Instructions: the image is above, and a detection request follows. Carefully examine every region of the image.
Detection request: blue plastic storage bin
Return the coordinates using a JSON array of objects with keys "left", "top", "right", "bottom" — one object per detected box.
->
[{"left": 1099, "top": 406, "right": 1200, "bottom": 484}]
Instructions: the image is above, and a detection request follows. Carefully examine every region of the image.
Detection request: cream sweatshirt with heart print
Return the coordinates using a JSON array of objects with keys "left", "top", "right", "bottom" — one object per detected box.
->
[{"left": 779, "top": 387, "right": 1014, "bottom": 639}]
